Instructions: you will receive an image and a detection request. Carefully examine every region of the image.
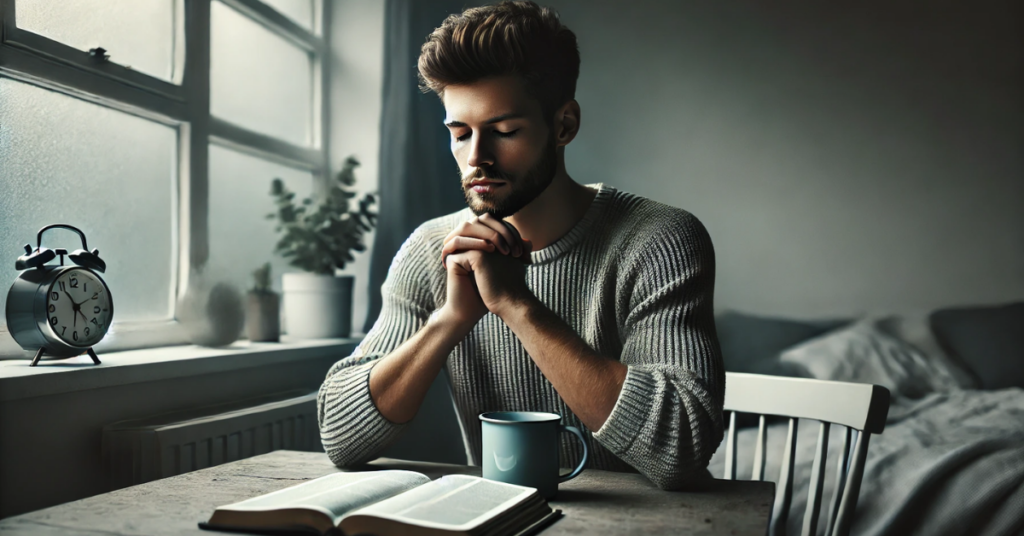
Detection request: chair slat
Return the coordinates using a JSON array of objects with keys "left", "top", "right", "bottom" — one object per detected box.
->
[
  {"left": 724, "top": 411, "right": 737, "bottom": 480},
  {"left": 832, "top": 431, "right": 871, "bottom": 536},
  {"left": 720, "top": 373, "right": 889, "bottom": 536},
  {"left": 769, "top": 417, "right": 799, "bottom": 536},
  {"left": 752, "top": 415, "right": 767, "bottom": 481},
  {"left": 823, "top": 427, "right": 852, "bottom": 536},
  {"left": 724, "top": 373, "right": 889, "bottom": 433},
  {"left": 801, "top": 421, "right": 831, "bottom": 536}
]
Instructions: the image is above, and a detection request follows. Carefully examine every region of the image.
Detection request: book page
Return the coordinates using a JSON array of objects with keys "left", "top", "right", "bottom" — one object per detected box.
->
[
  {"left": 221, "top": 470, "right": 430, "bottom": 522},
  {"left": 347, "top": 475, "right": 536, "bottom": 531}
]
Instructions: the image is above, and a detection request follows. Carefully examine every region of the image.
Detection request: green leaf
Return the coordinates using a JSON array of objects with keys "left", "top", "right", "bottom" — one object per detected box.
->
[{"left": 265, "top": 153, "right": 377, "bottom": 273}]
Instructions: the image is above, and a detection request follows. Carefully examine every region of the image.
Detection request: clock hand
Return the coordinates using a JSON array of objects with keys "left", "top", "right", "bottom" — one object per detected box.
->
[
  {"left": 70, "top": 298, "right": 85, "bottom": 328},
  {"left": 68, "top": 292, "right": 86, "bottom": 308}
]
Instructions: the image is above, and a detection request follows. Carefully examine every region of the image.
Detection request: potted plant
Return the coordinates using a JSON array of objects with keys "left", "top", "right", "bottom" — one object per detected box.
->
[
  {"left": 268, "top": 156, "right": 376, "bottom": 339},
  {"left": 246, "top": 263, "right": 280, "bottom": 342}
]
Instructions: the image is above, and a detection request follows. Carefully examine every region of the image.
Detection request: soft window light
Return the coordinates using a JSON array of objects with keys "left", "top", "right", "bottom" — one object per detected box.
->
[
  {"left": 210, "top": 0, "right": 313, "bottom": 146},
  {"left": 15, "top": 0, "right": 178, "bottom": 81},
  {"left": 0, "top": 79, "right": 176, "bottom": 324},
  {"left": 206, "top": 145, "right": 315, "bottom": 295}
]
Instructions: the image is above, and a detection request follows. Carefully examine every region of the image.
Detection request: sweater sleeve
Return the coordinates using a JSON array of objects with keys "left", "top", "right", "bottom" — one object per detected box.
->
[
  {"left": 592, "top": 214, "right": 725, "bottom": 490},
  {"left": 316, "top": 226, "right": 439, "bottom": 467}
]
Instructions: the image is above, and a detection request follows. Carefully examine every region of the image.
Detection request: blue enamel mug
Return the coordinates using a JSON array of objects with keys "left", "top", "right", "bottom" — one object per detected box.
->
[{"left": 479, "top": 411, "right": 589, "bottom": 498}]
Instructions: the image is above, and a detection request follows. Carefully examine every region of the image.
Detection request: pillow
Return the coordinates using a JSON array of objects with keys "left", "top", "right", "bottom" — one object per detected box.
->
[
  {"left": 715, "top": 311, "right": 849, "bottom": 377},
  {"left": 874, "top": 312, "right": 978, "bottom": 389},
  {"left": 779, "top": 318, "right": 963, "bottom": 399},
  {"left": 930, "top": 302, "right": 1024, "bottom": 390}
]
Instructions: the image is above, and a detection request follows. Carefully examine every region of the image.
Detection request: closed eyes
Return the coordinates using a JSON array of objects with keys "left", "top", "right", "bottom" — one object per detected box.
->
[{"left": 455, "top": 130, "right": 519, "bottom": 142}]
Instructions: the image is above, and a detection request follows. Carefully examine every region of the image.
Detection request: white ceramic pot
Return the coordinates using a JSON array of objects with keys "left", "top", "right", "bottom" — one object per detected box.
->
[{"left": 281, "top": 273, "right": 353, "bottom": 339}]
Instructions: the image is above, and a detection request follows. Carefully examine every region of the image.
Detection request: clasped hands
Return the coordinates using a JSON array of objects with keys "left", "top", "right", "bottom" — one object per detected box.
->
[{"left": 439, "top": 213, "right": 534, "bottom": 327}]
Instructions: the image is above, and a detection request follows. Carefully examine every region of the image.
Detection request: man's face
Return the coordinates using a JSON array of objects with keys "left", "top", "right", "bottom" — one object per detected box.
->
[{"left": 443, "top": 76, "right": 556, "bottom": 219}]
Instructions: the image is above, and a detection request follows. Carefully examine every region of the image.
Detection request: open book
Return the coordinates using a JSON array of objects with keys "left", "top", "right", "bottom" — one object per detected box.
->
[{"left": 200, "top": 470, "right": 561, "bottom": 536}]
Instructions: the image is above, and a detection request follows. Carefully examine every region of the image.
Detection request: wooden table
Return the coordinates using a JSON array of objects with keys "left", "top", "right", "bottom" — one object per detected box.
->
[{"left": 0, "top": 450, "right": 774, "bottom": 535}]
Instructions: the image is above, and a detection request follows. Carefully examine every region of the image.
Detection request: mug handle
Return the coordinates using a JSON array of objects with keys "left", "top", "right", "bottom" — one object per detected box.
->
[{"left": 557, "top": 425, "right": 589, "bottom": 483}]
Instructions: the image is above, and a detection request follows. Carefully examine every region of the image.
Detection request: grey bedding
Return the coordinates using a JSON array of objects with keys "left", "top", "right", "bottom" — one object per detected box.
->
[{"left": 708, "top": 379, "right": 1024, "bottom": 535}]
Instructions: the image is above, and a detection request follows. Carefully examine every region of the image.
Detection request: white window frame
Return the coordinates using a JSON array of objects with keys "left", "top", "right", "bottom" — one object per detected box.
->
[{"left": 0, "top": 0, "right": 332, "bottom": 354}]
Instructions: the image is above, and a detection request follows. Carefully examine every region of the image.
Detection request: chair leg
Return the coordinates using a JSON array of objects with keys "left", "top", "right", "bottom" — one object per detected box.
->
[
  {"left": 724, "top": 411, "right": 737, "bottom": 480},
  {"left": 801, "top": 422, "right": 830, "bottom": 536},
  {"left": 832, "top": 432, "right": 871, "bottom": 536},
  {"left": 823, "top": 427, "right": 852, "bottom": 536},
  {"left": 770, "top": 417, "right": 799, "bottom": 536},
  {"left": 752, "top": 415, "right": 767, "bottom": 481}
]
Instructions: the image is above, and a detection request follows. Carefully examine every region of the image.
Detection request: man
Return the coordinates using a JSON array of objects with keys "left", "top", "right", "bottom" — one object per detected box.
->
[{"left": 317, "top": 0, "right": 723, "bottom": 490}]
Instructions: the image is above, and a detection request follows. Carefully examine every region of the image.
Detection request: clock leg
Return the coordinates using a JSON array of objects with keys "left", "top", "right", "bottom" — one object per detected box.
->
[
  {"left": 30, "top": 348, "right": 45, "bottom": 367},
  {"left": 87, "top": 348, "right": 102, "bottom": 365}
]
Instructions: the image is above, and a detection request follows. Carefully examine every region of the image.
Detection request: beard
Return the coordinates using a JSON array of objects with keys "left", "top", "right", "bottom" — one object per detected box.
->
[{"left": 460, "top": 141, "right": 557, "bottom": 219}]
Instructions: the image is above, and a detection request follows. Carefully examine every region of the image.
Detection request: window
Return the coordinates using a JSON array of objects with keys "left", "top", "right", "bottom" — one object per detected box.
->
[{"left": 0, "top": 0, "right": 330, "bottom": 355}]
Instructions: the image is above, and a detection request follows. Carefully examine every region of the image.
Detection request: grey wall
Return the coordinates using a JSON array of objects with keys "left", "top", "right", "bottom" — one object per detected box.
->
[{"left": 547, "top": 0, "right": 1023, "bottom": 318}]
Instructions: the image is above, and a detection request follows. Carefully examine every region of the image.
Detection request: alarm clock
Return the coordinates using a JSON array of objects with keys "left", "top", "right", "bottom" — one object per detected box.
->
[{"left": 5, "top": 224, "right": 113, "bottom": 366}]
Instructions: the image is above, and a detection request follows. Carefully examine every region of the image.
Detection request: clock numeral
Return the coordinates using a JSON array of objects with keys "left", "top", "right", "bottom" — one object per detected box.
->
[
  {"left": 48, "top": 304, "right": 55, "bottom": 313},
  {"left": 85, "top": 327, "right": 90, "bottom": 337},
  {"left": 69, "top": 278, "right": 79, "bottom": 288},
  {"left": 94, "top": 306, "right": 101, "bottom": 314},
  {"left": 50, "top": 291, "right": 59, "bottom": 301},
  {"left": 61, "top": 326, "right": 67, "bottom": 336},
  {"left": 59, "top": 281, "right": 66, "bottom": 292},
  {"left": 49, "top": 316, "right": 58, "bottom": 326},
  {"left": 73, "top": 331, "right": 79, "bottom": 341},
  {"left": 84, "top": 283, "right": 88, "bottom": 293},
  {"left": 91, "top": 318, "right": 99, "bottom": 325}
]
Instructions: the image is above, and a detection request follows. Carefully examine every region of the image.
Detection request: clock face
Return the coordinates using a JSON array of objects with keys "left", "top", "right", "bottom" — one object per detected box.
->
[{"left": 45, "top": 268, "right": 112, "bottom": 347}]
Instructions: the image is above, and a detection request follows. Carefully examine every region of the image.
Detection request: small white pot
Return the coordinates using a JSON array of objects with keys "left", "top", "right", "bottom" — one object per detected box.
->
[{"left": 281, "top": 273, "right": 353, "bottom": 339}]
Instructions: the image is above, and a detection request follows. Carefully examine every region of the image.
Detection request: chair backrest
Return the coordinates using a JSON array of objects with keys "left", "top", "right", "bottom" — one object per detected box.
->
[{"left": 722, "top": 372, "right": 890, "bottom": 536}]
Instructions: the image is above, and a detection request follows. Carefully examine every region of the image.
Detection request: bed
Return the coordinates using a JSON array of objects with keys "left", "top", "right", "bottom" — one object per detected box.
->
[{"left": 705, "top": 303, "right": 1024, "bottom": 536}]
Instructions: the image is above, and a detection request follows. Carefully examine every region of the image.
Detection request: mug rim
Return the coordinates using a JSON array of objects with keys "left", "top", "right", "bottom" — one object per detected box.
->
[{"left": 479, "top": 411, "right": 561, "bottom": 424}]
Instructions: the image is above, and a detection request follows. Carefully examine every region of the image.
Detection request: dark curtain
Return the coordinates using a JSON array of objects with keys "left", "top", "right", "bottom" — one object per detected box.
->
[{"left": 364, "top": 0, "right": 470, "bottom": 332}]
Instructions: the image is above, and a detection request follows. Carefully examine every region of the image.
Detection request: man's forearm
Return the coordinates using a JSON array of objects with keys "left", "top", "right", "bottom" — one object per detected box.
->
[
  {"left": 497, "top": 297, "right": 627, "bottom": 431},
  {"left": 368, "top": 310, "right": 474, "bottom": 423}
]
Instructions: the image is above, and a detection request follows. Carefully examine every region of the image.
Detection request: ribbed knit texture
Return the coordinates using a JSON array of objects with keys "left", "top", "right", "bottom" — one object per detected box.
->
[{"left": 317, "top": 184, "right": 725, "bottom": 489}]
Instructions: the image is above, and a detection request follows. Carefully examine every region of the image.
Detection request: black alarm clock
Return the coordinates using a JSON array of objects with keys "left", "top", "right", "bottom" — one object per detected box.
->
[{"left": 5, "top": 224, "right": 113, "bottom": 366}]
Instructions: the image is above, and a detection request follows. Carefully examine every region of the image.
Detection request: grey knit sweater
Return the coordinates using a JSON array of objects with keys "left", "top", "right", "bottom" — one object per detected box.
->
[{"left": 317, "top": 184, "right": 725, "bottom": 489}]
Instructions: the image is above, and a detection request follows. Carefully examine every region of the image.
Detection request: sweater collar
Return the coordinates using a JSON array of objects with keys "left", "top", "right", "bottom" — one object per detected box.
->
[{"left": 528, "top": 183, "right": 614, "bottom": 265}]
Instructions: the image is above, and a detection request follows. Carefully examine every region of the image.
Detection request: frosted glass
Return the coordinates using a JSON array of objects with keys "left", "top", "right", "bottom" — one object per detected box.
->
[
  {"left": 15, "top": 0, "right": 177, "bottom": 82},
  {"left": 207, "top": 145, "right": 314, "bottom": 295},
  {"left": 0, "top": 79, "right": 176, "bottom": 325},
  {"left": 210, "top": 0, "right": 312, "bottom": 146},
  {"left": 262, "top": 0, "right": 313, "bottom": 30}
]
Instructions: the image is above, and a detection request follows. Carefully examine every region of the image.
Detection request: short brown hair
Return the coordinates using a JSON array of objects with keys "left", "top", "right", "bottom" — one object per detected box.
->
[{"left": 417, "top": 1, "right": 580, "bottom": 119}]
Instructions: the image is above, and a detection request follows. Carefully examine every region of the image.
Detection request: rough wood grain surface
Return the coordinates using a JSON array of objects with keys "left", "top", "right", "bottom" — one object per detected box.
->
[{"left": 0, "top": 450, "right": 773, "bottom": 535}]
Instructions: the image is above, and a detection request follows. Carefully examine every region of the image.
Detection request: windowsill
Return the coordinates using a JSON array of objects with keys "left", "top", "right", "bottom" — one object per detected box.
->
[{"left": 0, "top": 337, "right": 360, "bottom": 402}]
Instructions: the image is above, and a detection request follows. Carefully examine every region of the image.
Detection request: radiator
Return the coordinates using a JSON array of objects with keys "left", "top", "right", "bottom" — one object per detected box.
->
[{"left": 102, "top": 390, "right": 322, "bottom": 490}]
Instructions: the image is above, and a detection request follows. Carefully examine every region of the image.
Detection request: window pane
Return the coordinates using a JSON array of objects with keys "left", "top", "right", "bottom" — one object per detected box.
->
[
  {"left": 15, "top": 0, "right": 177, "bottom": 82},
  {"left": 207, "top": 145, "right": 314, "bottom": 295},
  {"left": 263, "top": 0, "right": 313, "bottom": 31},
  {"left": 0, "top": 79, "right": 176, "bottom": 324},
  {"left": 210, "top": 0, "right": 312, "bottom": 147}
]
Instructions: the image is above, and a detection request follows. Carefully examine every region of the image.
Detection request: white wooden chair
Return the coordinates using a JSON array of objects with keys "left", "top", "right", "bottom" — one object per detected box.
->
[{"left": 722, "top": 372, "right": 890, "bottom": 536}]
